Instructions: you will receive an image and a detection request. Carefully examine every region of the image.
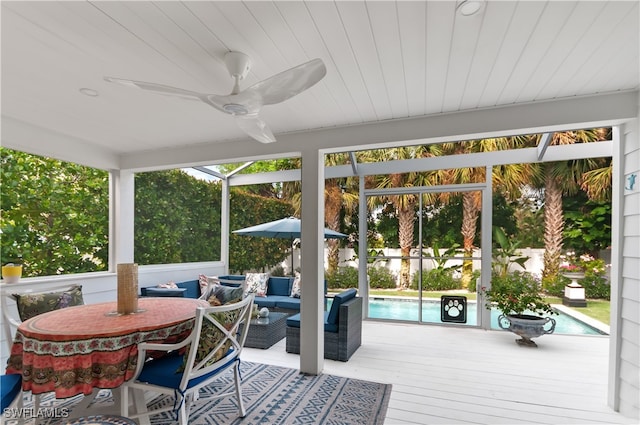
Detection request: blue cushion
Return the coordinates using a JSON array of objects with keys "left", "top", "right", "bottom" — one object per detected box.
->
[
  {"left": 143, "top": 287, "right": 187, "bottom": 298},
  {"left": 326, "top": 289, "right": 357, "bottom": 325},
  {"left": 175, "top": 280, "right": 199, "bottom": 299},
  {"left": 217, "top": 275, "right": 245, "bottom": 283},
  {"left": 286, "top": 312, "right": 336, "bottom": 332},
  {"left": 273, "top": 297, "right": 301, "bottom": 311},
  {"left": 253, "top": 297, "right": 277, "bottom": 308},
  {"left": 286, "top": 313, "right": 300, "bottom": 327},
  {"left": 267, "top": 277, "right": 292, "bottom": 296},
  {"left": 1, "top": 374, "right": 21, "bottom": 410},
  {"left": 137, "top": 350, "right": 236, "bottom": 390}
]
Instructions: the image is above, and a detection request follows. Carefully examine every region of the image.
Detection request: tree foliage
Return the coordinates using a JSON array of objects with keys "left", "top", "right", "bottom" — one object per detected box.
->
[
  {"left": 1, "top": 148, "right": 109, "bottom": 276},
  {"left": 134, "top": 170, "right": 223, "bottom": 265},
  {"left": 228, "top": 190, "right": 293, "bottom": 274}
]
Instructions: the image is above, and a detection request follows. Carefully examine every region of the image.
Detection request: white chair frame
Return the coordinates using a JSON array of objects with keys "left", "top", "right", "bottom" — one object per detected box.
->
[{"left": 121, "top": 294, "right": 255, "bottom": 425}]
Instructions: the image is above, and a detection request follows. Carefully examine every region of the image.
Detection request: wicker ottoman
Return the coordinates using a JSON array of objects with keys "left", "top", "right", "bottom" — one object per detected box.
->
[{"left": 243, "top": 312, "right": 288, "bottom": 349}]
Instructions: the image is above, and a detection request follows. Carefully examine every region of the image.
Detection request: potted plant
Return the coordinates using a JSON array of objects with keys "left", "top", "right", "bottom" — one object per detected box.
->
[
  {"left": 482, "top": 271, "right": 557, "bottom": 347},
  {"left": 2, "top": 258, "right": 23, "bottom": 283}
]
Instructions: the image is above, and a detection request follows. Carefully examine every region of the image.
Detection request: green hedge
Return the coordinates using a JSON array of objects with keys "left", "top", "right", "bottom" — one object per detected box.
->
[
  {"left": 410, "top": 268, "right": 463, "bottom": 291},
  {"left": 325, "top": 266, "right": 397, "bottom": 290}
]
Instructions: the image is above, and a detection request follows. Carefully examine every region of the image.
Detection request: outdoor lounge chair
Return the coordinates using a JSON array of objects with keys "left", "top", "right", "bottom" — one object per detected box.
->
[
  {"left": 120, "top": 295, "right": 255, "bottom": 425},
  {"left": 285, "top": 288, "right": 362, "bottom": 361}
]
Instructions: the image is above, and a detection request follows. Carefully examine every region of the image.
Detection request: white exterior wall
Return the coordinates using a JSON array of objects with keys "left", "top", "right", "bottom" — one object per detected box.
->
[{"left": 613, "top": 119, "right": 640, "bottom": 419}]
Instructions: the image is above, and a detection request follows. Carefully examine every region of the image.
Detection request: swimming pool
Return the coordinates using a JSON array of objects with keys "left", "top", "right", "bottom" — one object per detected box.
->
[{"left": 366, "top": 297, "right": 607, "bottom": 336}]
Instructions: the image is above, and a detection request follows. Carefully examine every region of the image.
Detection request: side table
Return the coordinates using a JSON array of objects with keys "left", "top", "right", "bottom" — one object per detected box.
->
[{"left": 243, "top": 312, "right": 288, "bottom": 349}]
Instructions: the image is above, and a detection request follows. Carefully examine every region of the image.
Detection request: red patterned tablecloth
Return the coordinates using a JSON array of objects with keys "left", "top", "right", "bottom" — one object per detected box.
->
[{"left": 6, "top": 297, "right": 208, "bottom": 398}]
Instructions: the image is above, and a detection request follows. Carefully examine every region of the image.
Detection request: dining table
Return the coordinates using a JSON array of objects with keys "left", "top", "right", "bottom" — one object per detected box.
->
[{"left": 5, "top": 297, "right": 209, "bottom": 399}]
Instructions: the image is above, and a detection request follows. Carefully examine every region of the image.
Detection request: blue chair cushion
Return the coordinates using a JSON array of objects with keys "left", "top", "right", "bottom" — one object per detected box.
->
[
  {"left": 267, "top": 277, "right": 292, "bottom": 296},
  {"left": 286, "top": 312, "right": 337, "bottom": 333},
  {"left": 137, "top": 350, "right": 236, "bottom": 390},
  {"left": 143, "top": 287, "right": 187, "bottom": 298},
  {"left": 176, "top": 280, "right": 200, "bottom": 299},
  {"left": 1, "top": 374, "right": 21, "bottom": 410},
  {"left": 326, "top": 289, "right": 357, "bottom": 326}
]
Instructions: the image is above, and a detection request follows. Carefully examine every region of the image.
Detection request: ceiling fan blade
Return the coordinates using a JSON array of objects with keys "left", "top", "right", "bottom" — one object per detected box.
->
[
  {"left": 104, "top": 77, "right": 205, "bottom": 101},
  {"left": 244, "top": 58, "right": 326, "bottom": 106},
  {"left": 235, "top": 115, "right": 276, "bottom": 144}
]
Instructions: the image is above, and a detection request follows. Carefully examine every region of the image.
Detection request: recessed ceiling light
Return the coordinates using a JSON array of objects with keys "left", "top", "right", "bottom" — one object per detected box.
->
[
  {"left": 79, "top": 88, "right": 99, "bottom": 97},
  {"left": 457, "top": 0, "right": 484, "bottom": 16}
]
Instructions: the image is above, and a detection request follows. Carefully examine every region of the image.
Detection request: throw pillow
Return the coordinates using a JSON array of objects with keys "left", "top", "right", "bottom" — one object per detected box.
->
[
  {"left": 290, "top": 272, "right": 302, "bottom": 298},
  {"left": 177, "top": 308, "right": 241, "bottom": 373},
  {"left": 198, "top": 274, "right": 210, "bottom": 295},
  {"left": 243, "top": 273, "right": 269, "bottom": 298},
  {"left": 207, "top": 284, "right": 244, "bottom": 306},
  {"left": 12, "top": 285, "right": 84, "bottom": 322},
  {"left": 157, "top": 281, "right": 177, "bottom": 288}
]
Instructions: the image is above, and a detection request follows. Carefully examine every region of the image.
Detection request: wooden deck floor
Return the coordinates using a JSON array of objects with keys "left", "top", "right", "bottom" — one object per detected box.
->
[{"left": 241, "top": 320, "right": 635, "bottom": 425}]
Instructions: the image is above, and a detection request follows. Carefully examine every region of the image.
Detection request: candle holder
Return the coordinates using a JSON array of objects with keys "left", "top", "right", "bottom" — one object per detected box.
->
[{"left": 107, "top": 263, "right": 145, "bottom": 316}]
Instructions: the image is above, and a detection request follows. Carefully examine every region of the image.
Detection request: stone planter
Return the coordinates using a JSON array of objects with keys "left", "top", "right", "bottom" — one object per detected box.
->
[
  {"left": 562, "top": 271, "right": 587, "bottom": 307},
  {"left": 498, "top": 314, "right": 556, "bottom": 347}
]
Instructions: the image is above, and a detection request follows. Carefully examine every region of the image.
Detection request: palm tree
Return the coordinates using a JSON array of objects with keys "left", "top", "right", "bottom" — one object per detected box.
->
[
  {"left": 539, "top": 129, "right": 609, "bottom": 279},
  {"left": 367, "top": 146, "right": 442, "bottom": 289},
  {"left": 440, "top": 137, "right": 537, "bottom": 288},
  {"left": 324, "top": 153, "right": 358, "bottom": 273}
]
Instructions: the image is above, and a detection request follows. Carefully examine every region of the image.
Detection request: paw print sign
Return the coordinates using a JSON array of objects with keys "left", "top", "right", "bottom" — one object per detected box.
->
[{"left": 441, "top": 296, "right": 467, "bottom": 323}]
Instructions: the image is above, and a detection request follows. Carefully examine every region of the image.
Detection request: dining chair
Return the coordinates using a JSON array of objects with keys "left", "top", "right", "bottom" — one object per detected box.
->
[
  {"left": 120, "top": 294, "right": 255, "bottom": 425},
  {"left": 1, "top": 284, "right": 84, "bottom": 351}
]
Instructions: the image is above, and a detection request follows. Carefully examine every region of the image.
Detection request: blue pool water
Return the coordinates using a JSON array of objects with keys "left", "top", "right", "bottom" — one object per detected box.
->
[{"left": 366, "top": 298, "right": 606, "bottom": 336}]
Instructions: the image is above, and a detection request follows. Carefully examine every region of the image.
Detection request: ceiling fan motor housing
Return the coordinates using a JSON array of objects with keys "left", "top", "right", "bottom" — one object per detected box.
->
[{"left": 225, "top": 51, "right": 251, "bottom": 80}]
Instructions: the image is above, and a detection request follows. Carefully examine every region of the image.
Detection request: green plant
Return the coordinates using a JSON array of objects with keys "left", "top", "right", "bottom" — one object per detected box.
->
[
  {"left": 411, "top": 268, "right": 462, "bottom": 291},
  {"left": 367, "top": 266, "right": 397, "bottom": 289},
  {"left": 325, "top": 266, "right": 359, "bottom": 289},
  {"left": 482, "top": 271, "right": 556, "bottom": 316},
  {"left": 492, "top": 226, "right": 529, "bottom": 277},
  {"left": 428, "top": 242, "right": 462, "bottom": 272}
]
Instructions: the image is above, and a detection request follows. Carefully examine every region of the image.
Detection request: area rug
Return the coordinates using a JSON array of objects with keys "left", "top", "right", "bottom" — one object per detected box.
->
[{"left": 12, "top": 361, "right": 392, "bottom": 425}]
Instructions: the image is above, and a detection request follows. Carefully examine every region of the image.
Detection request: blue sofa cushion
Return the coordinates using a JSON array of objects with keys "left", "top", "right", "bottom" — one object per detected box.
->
[
  {"left": 253, "top": 297, "right": 277, "bottom": 308},
  {"left": 1, "top": 374, "right": 21, "bottom": 410},
  {"left": 271, "top": 296, "right": 300, "bottom": 311},
  {"left": 286, "top": 312, "right": 337, "bottom": 332},
  {"left": 141, "top": 287, "right": 187, "bottom": 298},
  {"left": 217, "top": 275, "right": 245, "bottom": 282},
  {"left": 176, "top": 280, "right": 200, "bottom": 299},
  {"left": 326, "top": 289, "right": 357, "bottom": 326},
  {"left": 267, "top": 277, "right": 293, "bottom": 296}
]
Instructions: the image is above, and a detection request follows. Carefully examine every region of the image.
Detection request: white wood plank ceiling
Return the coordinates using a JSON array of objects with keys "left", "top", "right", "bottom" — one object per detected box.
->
[{"left": 1, "top": 1, "right": 638, "bottom": 167}]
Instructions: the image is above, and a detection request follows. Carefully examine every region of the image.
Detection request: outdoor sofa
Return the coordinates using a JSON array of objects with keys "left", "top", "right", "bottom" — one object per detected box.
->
[
  {"left": 140, "top": 275, "right": 302, "bottom": 314},
  {"left": 285, "top": 288, "right": 362, "bottom": 361}
]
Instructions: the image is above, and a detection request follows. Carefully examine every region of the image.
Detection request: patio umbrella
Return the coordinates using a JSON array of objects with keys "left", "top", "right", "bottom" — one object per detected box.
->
[{"left": 232, "top": 217, "right": 347, "bottom": 274}]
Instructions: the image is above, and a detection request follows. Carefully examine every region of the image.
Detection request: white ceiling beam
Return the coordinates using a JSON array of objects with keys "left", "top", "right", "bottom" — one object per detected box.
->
[
  {"left": 118, "top": 91, "right": 636, "bottom": 171},
  {"left": 192, "top": 166, "right": 226, "bottom": 180},
  {"left": 225, "top": 161, "right": 255, "bottom": 178},
  {"left": 349, "top": 151, "right": 359, "bottom": 175},
  {"left": 537, "top": 132, "right": 553, "bottom": 160},
  {"left": 1, "top": 116, "right": 120, "bottom": 170},
  {"left": 225, "top": 140, "right": 612, "bottom": 185}
]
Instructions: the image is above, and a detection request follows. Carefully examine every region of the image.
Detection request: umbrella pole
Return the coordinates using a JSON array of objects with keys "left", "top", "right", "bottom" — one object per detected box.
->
[{"left": 290, "top": 237, "right": 294, "bottom": 276}]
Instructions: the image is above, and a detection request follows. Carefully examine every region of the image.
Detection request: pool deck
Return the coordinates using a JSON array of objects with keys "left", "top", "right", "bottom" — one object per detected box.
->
[{"left": 242, "top": 319, "right": 633, "bottom": 425}]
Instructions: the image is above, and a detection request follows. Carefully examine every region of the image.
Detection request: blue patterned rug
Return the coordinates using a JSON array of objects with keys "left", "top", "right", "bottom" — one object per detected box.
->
[{"left": 10, "top": 361, "right": 391, "bottom": 425}]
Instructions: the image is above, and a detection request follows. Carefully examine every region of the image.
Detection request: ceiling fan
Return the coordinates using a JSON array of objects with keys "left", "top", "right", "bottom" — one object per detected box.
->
[{"left": 105, "top": 52, "right": 326, "bottom": 144}]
